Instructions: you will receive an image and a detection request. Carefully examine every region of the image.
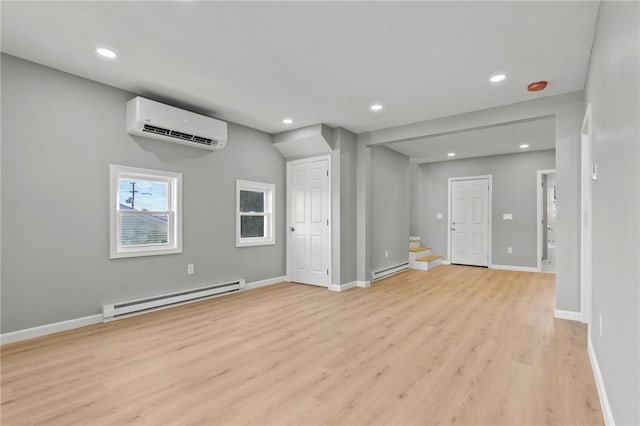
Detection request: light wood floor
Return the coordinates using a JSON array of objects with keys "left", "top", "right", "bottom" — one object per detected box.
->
[{"left": 1, "top": 266, "right": 603, "bottom": 425}]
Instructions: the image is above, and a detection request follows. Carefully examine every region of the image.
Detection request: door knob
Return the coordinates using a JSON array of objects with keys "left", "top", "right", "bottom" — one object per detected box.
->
[
  {"left": 451, "top": 227, "right": 456, "bottom": 231},
  {"left": 289, "top": 227, "right": 295, "bottom": 232}
]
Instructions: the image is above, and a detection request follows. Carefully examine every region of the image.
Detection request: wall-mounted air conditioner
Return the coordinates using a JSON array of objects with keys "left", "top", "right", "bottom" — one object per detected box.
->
[{"left": 126, "top": 96, "right": 227, "bottom": 151}]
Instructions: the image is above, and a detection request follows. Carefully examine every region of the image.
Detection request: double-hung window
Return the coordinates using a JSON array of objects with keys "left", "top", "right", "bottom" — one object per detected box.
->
[
  {"left": 236, "top": 180, "right": 275, "bottom": 247},
  {"left": 110, "top": 165, "right": 182, "bottom": 258}
]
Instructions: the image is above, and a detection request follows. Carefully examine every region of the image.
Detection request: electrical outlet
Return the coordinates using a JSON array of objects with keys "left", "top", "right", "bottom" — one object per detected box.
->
[
  {"left": 436, "top": 212, "right": 443, "bottom": 219},
  {"left": 503, "top": 213, "right": 513, "bottom": 220},
  {"left": 385, "top": 250, "right": 389, "bottom": 258},
  {"left": 507, "top": 247, "right": 513, "bottom": 254},
  {"left": 599, "top": 314, "right": 603, "bottom": 337},
  {"left": 187, "top": 264, "right": 194, "bottom": 275}
]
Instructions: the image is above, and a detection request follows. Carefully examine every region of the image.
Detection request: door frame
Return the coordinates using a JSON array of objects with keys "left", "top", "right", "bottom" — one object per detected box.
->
[
  {"left": 285, "top": 154, "right": 332, "bottom": 287},
  {"left": 536, "top": 169, "right": 556, "bottom": 272},
  {"left": 447, "top": 175, "right": 492, "bottom": 265},
  {"left": 580, "top": 103, "right": 593, "bottom": 325}
]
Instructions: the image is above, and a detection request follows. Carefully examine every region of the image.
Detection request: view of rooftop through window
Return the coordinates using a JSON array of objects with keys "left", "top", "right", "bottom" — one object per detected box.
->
[{"left": 118, "top": 178, "right": 168, "bottom": 211}]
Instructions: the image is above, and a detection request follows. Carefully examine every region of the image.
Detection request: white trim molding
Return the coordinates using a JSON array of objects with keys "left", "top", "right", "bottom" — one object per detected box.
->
[
  {"left": 588, "top": 336, "right": 615, "bottom": 426},
  {"left": 328, "top": 281, "right": 358, "bottom": 292},
  {"left": 554, "top": 310, "right": 583, "bottom": 322},
  {"left": 243, "top": 276, "right": 288, "bottom": 291},
  {"left": 356, "top": 280, "right": 371, "bottom": 288},
  {"left": 0, "top": 314, "right": 103, "bottom": 345},
  {"left": 441, "top": 259, "right": 451, "bottom": 265},
  {"left": 489, "top": 264, "right": 538, "bottom": 273}
]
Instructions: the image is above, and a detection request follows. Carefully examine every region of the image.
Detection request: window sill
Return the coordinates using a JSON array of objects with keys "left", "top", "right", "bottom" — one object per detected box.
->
[
  {"left": 110, "top": 247, "right": 183, "bottom": 259},
  {"left": 236, "top": 240, "right": 276, "bottom": 248}
]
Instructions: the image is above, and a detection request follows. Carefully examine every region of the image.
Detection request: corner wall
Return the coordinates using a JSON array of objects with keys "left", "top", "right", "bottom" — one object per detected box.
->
[
  {"left": 369, "top": 146, "right": 410, "bottom": 274},
  {"left": 1, "top": 54, "right": 286, "bottom": 333}
]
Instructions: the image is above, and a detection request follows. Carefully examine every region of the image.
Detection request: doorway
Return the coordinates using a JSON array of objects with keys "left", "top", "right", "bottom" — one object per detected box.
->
[
  {"left": 448, "top": 176, "right": 491, "bottom": 267},
  {"left": 286, "top": 155, "right": 331, "bottom": 287},
  {"left": 537, "top": 169, "right": 557, "bottom": 273}
]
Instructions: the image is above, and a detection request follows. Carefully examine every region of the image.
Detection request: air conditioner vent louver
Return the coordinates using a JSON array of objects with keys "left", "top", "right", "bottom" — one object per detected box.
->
[
  {"left": 193, "top": 136, "right": 214, "bottom": 145},
  {"left": 128, "top": 97, "right": 227, "bottom": 151},
  {"left": 142, "top": 125, "right": 215, "bottom": 146},
  {"left": 143, "top": 124, "right": 170, "bottom": 136},
  {"left": 169, "top": 130, "right": 195, "bottom": 140}
]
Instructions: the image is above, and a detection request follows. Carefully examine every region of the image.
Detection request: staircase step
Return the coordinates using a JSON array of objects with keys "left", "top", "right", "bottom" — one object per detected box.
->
[
  {"left": 416, "top": 255, "right": 442, "bottom": 262},
  {"left": 412, "top": 254, "right": 443, "bottom": 271},
  {"left": 408, "top": 246, "right": 430, "bottom": 253}
]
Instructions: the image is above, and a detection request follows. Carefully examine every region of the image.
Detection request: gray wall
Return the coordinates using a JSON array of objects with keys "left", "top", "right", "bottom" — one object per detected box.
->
[
  {"left": 337, "top": 128, "right": 358, "bottom": 284},
  {"left": 369, "top": 146, "right": 410, "bottom": 274},
  {"left": 1, "top": 54, "right": 286, "bottom": 333},
  {"left": 584, "top": 1, "right": 640, "bottom": 424},
  {"left": 359, "top": 92, "right": 584, "bottom": 311},
  {"left": 412, "top": 150, "right": 555, "bottom": 267}
]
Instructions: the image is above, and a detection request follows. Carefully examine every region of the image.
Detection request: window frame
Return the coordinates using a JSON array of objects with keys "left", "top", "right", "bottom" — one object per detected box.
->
[
  {"left": 236, "top": 180, "right": 276, "bottom": 247},
  {"left": 109, "top": 164, "right": 183, "bottom": 259}
]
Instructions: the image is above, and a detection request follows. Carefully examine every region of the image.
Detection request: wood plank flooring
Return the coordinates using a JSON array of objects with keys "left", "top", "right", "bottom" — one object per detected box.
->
[{"left": 1, "top": 266, "right": 603, "bottom": 425}]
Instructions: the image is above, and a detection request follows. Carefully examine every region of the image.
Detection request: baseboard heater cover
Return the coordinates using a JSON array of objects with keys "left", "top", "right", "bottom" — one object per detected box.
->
[
  {"left": 102, "top": 279, "right": 245, "bottom": 322},
  {"left": 371, "top": 262, "right": 410, "bottom": 281}
]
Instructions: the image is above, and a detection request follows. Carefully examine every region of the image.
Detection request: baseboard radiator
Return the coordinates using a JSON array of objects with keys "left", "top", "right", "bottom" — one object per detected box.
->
[
  {"left": 102, "top": 280, "right": 245, "bottom": 322},
  {"left": 371, "top": 262, "right": 410, "bottom": 282}
]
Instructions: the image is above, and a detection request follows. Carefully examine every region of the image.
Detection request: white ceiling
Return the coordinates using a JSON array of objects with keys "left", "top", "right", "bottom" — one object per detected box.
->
[
  {"left": 385, "top": 116, "right": 555, "bottom": 163},
  {"left": 1, "top": 1, "right": 598, "bottom": 134}
]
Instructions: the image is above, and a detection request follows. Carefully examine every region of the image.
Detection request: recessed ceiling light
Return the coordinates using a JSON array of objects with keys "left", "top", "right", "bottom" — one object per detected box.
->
[
  {"left": 489, "top": 74, "right": 506, "bottom": 83},
  {"left": 370, "top": 104, "right": 383, "bottom": 111},
  {"left": 520, "top": 144, "right": 530, "bottom": 149},
  {"left": 282, "top": 118, "right": 293, "bottom": 124},
  {"left": 448, "top": 152, "right": 456, "bottom": 157},
  {"left": 96, "top": 47, "right": 117, "bottom": 59}
]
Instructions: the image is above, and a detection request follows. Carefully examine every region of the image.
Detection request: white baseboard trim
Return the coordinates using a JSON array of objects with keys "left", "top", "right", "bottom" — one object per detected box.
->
[
  {"left": 554, "top": 309, "right": 583, "bottom": 322},
  {"left": 441, "top": 259, "right": 451, "bottom": 265},
  {"left": 328, "top": 281, "right": 358, "bottom": 292},
  {"left": 489, "top": 264, "right": 538, "bottom": 272},
  {"left": 588, "top": 336, "right": 615, "bottom": 426},
  {"left": 0, "top": 314, "right": 103, "bottom": 345},
  {"left": 244, "top": 275, "right": 288, "bottom": 291},
  {"left": 356, "top": 280, "right": 371, "bottom": 288},
  {"left": 2, "top": 275, "right": 290, "bottom": 345}
]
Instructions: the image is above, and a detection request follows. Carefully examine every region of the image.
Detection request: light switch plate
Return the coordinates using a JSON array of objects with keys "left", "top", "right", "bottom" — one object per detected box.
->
[{"left": 503, "top": 213, "right": 513, "bottom": 220}]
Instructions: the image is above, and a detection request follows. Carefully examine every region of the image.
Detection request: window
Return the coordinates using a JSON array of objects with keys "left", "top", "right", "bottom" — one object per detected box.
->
[
  {"left": 236, "top": 180, "right": 275, "bottom": 247},
  {"left": 110, "top": 165, "right": 182, "bottom": 258}
]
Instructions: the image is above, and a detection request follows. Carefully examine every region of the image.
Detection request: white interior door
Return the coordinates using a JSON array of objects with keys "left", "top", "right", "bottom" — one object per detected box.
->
[
  {"left": 287, "top": 157, "right": 330, "bottom": 287},
  {"left": 450, "top": 178, "right": 489, "bottom": 266}
]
